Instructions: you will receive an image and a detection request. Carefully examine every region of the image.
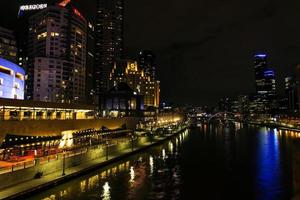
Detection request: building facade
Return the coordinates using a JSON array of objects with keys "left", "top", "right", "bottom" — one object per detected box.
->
[
  {"left": 0, "top": 27, "right": 17, "bottom": 64},
  {"left": 26, "top": 4, "right": 87, "bottom": 103},
  {"left": 0, "top": 58, "right": 25, "bottom": 100},
  {"left": 109, "top": 60, "right": 160, "bottom": 109}
]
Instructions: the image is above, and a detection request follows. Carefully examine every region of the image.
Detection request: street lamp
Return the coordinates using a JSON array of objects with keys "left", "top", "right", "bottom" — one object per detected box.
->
[
  {"left": 106, "top": 140, "right": 109, "bottom": 160},
  {"left": 62, "top": 151, "right": 66, "bottom": 176},
  {"left": 131, "top": 135, "right": 134, "bottom": 151}
]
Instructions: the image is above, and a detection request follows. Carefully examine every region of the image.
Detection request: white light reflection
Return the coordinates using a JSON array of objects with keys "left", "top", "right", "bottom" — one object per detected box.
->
[
  {"left": 101, "top": 182, "right": 111, "bottom": 200},
  {"left": 235, "top": 122, "right": 241, "bottom": 131},
  {"left": 149, "top": 156, "right": 154, "bottom": 175},
  {"left": 169, "top": 142, "right": 174, "bottom": 153},
  {"left": 130, "top": 166, "right": 135, "bottom": 183},
  {"left": 42, "top": 194, "right": 56, "bottom": 200},
  {"left": 162, "top": 149, "right": 166, "bottom": 160}
]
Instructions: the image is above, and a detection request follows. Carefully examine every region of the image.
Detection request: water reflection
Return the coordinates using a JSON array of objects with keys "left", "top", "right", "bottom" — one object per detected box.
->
[
  {"left": 168, "top": 141, "right": 174, "bottom": 153},
  {"left": 101, "top": 182, "right": 110, "bottom": 200},
  {"left": 129, "top": 166, "right": 135, "bottom": 183},
  {"left": 149, "top": 156, "right": 154, "bottom": 176},
  {"left": 255, "top": 127, "right": 282, "bottom": 200},
  {"left": 162, "top": 149, "right": 166, "bottom": 160}
]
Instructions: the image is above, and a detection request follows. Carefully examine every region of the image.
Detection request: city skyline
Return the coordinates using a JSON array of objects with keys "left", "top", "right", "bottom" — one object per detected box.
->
[
  {"left": 0, "top": 1, "right": 300, "bottom": 107},
  {"left": 1, "top": 1, "right": 300, "bottom": 200}
]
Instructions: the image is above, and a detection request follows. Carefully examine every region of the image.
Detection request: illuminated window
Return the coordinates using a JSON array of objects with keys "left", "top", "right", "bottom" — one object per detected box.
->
[
  {"left": 0, "top": 66, "right": 13, "bottom": 75},
  {"left": 50, "top": 32, "right": 60, "bottom": 37},
  {"left": 0, "top": 78, "right": 3, "bottom": 85},
  {"left": 37, "top": 32, "right": 47, "bottom": 40},
  {"left": 16, "top": 73, "right": 24, "bottom": 80}
]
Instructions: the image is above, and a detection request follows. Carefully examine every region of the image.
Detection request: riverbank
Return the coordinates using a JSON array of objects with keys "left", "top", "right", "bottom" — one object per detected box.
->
[
  {"left": 245, "top": 121, "right": 300, "bottom": 132},
  {"left": 0, "top": 125, "right": 188, "bottom": 200}
]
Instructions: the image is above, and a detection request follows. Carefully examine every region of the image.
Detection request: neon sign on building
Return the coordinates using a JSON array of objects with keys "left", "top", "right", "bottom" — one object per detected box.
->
[{"left": 19, "top": 4, "right": 47, "bottom": 11}]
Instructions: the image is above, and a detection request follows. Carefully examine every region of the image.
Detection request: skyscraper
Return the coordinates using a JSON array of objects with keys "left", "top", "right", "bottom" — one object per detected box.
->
[
  {"left": 253, "top": 54, "right": 276, "bottom": 112},
  {"left": 95, "top": 0, "right": 124, "bottom": 105},
  {"left": 138, "top": 50, "right": 156, "bottom": 80},
  {"left": 254, "top": 54, "right": 276, "bottom": 97},
  {"left": 27, "top": 3, "right": 87, "bottom": 103}
]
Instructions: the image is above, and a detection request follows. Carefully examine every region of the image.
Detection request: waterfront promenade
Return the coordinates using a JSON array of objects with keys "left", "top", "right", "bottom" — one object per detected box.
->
[{"left": 0, "top": 124, "right": 187, "bottom": 200}]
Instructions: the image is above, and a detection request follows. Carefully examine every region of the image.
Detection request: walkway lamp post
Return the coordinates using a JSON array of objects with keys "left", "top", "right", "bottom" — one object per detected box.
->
[
  {"left": 131, "top": 135, "right": 134, "bottom": 152},
  {"left": 62, "top": 151, "right": 66, "bottom": 176},
  {"left": 106, "top": 140, "right": 109, "bottom": 160}
]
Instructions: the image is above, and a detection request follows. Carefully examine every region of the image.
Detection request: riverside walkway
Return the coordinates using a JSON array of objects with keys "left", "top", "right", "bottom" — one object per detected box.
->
[{"left": 0, "top": 125, "right": 188, "bottom": 200}]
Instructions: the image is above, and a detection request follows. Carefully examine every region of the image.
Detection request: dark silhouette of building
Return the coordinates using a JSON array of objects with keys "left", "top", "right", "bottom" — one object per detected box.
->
[
  {"left": 284, "top": 76, "right": 298, "bottom": 112},
  {"left": 95, "top": 0, "right": 124, "bottom": 106},
  {"left": 86, "top": 22, "right": 96, "bottom": 104},
  {"left": 0, "top": 27, "right": 17, "bottom": 64},
  {"left": 102, "top": 82, "right": 143, "bottom": 117},
  {"left": 138, "top": 50, "right": 156, "bottom": 80}
]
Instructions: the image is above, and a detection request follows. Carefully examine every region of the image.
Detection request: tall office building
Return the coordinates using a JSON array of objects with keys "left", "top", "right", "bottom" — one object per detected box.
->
[
  {"left": 95, "top": 0, "right": 124, "bottom": 105},
  {"left": 254, "top": 54, "right": 276, "bottom": 97},
  {"left": 253, "top": 54, "right": 276, "bottom": 112},
  {"left": 27, "top": 3, "right": 87, "bottom": 103},
  {"left": 138, "top": 50, "right": 156, "bottom": 80},
  {"left": 0, "top": 27, "right": 17, "bottom": 63}
]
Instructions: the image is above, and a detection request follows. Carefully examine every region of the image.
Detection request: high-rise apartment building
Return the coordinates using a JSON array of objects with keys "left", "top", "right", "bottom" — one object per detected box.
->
[{"left": 27, "top": 3, "right": 87, "bottom": 103}]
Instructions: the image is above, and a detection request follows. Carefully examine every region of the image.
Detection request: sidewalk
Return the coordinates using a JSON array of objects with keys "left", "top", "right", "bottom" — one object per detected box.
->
[{"left": 0, "top": 133, "right": 179, "bottom": 200}]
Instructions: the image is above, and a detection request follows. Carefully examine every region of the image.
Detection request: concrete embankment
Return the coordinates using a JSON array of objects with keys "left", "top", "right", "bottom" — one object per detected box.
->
[{"left": 0, "top": 126, "right": 188, "bottom": 200}]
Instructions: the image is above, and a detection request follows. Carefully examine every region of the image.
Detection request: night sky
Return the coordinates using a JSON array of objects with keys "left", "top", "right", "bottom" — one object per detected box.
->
[{"left": 1, "top": 0, "right": 300, "bottom": 106}]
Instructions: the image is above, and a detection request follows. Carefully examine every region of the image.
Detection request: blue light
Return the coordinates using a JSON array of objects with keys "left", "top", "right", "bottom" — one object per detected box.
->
[
  {"left": 255, "top": 128, "right": 282, "bottom": 200},
  {"left": 255, "top": 54, "right": 267, "bottom": 58},
  {"left": 264, "top": 69, "right": 275, "bottom": 77}
]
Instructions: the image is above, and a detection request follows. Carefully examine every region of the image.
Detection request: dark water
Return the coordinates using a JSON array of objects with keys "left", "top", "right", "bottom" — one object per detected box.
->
[{"left": 28, "top": 123, "right": 300, "bottom": 200}]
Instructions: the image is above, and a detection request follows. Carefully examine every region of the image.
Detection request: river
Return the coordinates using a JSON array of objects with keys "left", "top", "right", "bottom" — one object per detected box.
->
[{"left": 27, "top": 122, "right": 300, "bottom": 200}]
